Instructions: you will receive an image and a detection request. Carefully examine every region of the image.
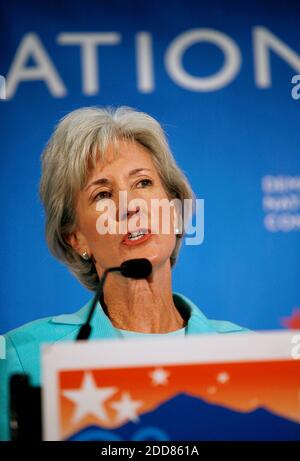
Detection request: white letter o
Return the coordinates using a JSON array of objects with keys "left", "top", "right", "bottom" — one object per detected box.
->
[{"left": 165, "top": 29, "right": 241, "bottom": 91}]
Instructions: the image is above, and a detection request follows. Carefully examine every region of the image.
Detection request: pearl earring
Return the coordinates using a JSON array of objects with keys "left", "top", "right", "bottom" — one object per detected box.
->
[
  {"left": 81, "top": 251, "right": 90, "bottom": 261},
  {"left": 175, "top": 228, "right": 180, "bottom": 235}
]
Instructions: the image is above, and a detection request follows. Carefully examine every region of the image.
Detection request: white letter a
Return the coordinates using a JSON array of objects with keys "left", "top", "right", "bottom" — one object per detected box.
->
[{"left": 6, "top": 33, "right": 66, "bottom": 99}]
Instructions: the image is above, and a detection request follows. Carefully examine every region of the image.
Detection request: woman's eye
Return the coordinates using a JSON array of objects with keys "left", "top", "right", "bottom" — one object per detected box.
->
[
  {"left": 93, "top": 190, "right": 112, "bottom": 201},
  {"left": 137, "top": 179, "right": 153, "bottom": 188}
]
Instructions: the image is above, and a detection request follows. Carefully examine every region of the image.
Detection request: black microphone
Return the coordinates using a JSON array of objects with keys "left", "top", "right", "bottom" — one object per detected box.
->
[
  {"left": 76, "top": 258, "right": 152, "bottom": 340},
  {"left": 119, "top": 258, "right": 152, "bottom": 279}
]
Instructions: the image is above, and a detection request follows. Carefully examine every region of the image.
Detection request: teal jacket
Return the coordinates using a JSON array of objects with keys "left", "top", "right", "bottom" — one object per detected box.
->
[{"left": 0, "top": 292, "right": 248, "bottom": 440}]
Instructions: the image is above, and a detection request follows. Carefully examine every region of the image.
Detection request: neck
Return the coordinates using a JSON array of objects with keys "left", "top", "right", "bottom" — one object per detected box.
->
[{"left": 98, "top": 260, "right": 185, "bottom": 333}]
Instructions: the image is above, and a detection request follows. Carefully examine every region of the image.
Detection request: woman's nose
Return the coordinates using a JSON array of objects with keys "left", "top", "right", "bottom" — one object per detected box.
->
[
  {"left": 117, "top": 204, "right": 140, "bottom": 222},
  {"left": 127, "top": 206, "right": 140, "bottom": 220},
  {"left": 115, "top": 187, "right": 146, "bottom": 222}
]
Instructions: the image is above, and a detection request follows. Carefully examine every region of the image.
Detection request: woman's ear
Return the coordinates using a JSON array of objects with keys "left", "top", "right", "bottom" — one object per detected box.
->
[{"left": 64, "top": 230, "right": 90, "bottom": 257}]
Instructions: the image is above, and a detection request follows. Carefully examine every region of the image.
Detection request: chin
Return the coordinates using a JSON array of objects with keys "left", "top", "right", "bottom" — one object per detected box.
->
[
  {"left": 138, "top": 252, "right": 171, "bottom": 269},
  {"left": 120, "top": 237, "right": 174, "bottom": 268}
]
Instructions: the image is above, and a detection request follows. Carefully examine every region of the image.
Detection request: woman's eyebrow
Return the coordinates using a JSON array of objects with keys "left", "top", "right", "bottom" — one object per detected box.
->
[
  {"left": 85, "top": 168, "right": 152, "bottom": 191},
  {"left": 85, "top": 177, "right": 112, "bottom": 191},
  {"left": 128, "top": 167, "right": 152, "bottom": 177}
]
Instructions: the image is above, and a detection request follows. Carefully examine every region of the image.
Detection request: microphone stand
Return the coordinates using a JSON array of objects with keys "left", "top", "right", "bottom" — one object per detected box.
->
[{"left": 76, "top": 266, "right": 120, "bottom": 341}]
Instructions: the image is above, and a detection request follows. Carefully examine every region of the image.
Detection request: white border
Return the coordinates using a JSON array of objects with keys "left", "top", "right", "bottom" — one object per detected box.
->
[{"left": 42, "top": 330, "right": 300, "bottom": 440}]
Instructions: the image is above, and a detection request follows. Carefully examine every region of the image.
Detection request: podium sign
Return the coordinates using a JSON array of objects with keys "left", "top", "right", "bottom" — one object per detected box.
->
[{"left": 42, "top": 331, "right": 300, "bottom": 441}]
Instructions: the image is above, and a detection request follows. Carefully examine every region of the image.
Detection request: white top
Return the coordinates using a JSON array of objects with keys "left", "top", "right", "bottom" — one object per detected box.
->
[{"left": 115, "top": 325, "right": 187, "bottom": 339}]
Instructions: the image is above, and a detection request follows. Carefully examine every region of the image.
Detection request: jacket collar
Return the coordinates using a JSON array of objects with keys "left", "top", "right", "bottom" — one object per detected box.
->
[
  {"left": 50, "top": 297, "right": 121, "bottom": 340},
  {"left": 50, "top": 292, "right": 217, "bottom": 337}
]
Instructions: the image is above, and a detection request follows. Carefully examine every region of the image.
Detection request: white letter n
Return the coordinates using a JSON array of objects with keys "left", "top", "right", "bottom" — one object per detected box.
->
[{"left": 253, "top": 27, "right": 300, "bottom": 88}]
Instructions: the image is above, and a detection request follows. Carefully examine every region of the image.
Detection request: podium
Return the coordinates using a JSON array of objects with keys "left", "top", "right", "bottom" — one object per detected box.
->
[
  {"left": 11, "top": 331, "right": 300, "bottom": 441},
  {"left": 10, "top": 374, "right": 42, "bottom": 441}
]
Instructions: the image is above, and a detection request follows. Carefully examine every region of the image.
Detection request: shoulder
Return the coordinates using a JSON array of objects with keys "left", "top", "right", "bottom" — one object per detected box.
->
[
  {"left": 0, "top": 315, "right": 70, "bottom": 441},
  {"left": 3, "top": 305, "right": 88, "bottom": 379},
  {"left": 0, "top": 302, "right": 90, "bottom": 440},
  {"left": 173, "top": 292, "right": 250, "bottom": 334},
  {"left": 208, "top": 319, "right": 250, "bottom": 333},
  {"left": 5, "top": 313, "right": 80, "bottom": 349}
]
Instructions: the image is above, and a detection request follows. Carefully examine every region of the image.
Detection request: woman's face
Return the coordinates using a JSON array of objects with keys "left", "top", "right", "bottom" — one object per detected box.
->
[{"left": 69, "top": 139, "right": 177, "bottom": 277}]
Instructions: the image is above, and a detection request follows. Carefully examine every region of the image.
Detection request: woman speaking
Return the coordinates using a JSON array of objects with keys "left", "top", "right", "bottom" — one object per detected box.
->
[{"left": 0, "top": 106, "right": 247, "bottom": 440}]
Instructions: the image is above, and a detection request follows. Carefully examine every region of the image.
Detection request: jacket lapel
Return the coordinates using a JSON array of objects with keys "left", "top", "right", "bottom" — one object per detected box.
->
[{"left": 50, "top": 298, "right": 122, "bottom": 340}]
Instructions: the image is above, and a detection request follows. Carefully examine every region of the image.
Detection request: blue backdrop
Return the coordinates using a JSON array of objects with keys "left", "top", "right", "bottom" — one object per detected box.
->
[{"left": 1, "top": 0, "right": 300, "bottom": 334}]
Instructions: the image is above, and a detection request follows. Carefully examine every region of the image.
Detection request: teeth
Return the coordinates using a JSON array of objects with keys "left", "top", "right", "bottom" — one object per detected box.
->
[
  {"left": 128, "top": 234, "right": 144, "bottom": 241},
  {"left": 128, "top": 230, "right": 147, "bottom": 240}
]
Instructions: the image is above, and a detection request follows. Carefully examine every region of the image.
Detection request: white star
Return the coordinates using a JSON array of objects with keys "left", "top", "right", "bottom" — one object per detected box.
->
[
  {"left": 217, "top": 372, "right": 230, "bottom": 384},
  {"left": 110, "top": 392, "right": 143, "bottom": 423},
  {"left": 62, "top": 372, "right": 117, "bottom": 424},
  {"left": 249, "top": 398, "right": 259, "bottom": 407},
  {"left": 149, "top": 367, "right": 170, "bottom": 386},
  {"left": 207, "top": 386, "right": 217, "bottom": 395}
]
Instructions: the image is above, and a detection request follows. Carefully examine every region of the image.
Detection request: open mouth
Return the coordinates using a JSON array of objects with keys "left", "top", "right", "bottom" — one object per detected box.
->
[
  {"left": 127, "top": 229, "right": 149, "bottom": 240},
  {"left": 122, "top": 228, "right": 151, "bottom": 245}
]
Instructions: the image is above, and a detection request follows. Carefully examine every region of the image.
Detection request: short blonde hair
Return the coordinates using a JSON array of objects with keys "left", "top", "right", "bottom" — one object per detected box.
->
[{"left": 40, "top": 106, "right": 194, "bottom": 291}]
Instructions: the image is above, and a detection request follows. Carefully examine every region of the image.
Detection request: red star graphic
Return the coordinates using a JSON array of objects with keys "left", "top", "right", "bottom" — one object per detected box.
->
[{"left": 281, "top": 309, "right": 300, "bottom": 329}]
